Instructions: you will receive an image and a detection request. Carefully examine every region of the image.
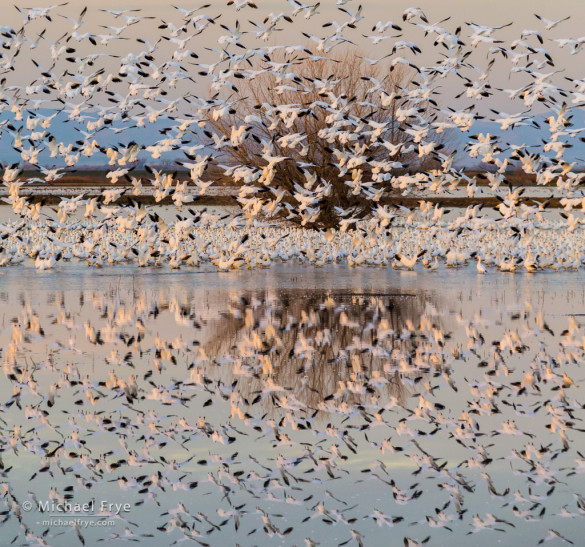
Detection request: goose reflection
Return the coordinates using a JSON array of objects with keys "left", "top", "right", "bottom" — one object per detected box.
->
[
  {"left": 1, "top": 277, "right": 585, "bottom": 547},
  {"left": 200, "top": 290, "right": 431, "bottom": 416}
]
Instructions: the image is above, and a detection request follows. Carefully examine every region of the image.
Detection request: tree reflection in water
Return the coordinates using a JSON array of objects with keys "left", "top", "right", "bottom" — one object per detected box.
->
[{"left": 201, "top": 290, "right": 430, "bottom": 416}]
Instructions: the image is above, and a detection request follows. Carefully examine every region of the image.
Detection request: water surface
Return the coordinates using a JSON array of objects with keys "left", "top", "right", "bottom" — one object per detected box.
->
[{"left": 1, "top": 265, "right": 584, "bottom": 546}]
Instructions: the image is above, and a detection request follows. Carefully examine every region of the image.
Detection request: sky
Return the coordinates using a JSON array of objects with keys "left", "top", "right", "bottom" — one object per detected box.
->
[
  {"left": 4, "top": 0, "right": 583, "bottom": 25},
  {"left": 2, "top": 0, "right": 585, "bottom": 166},
  {"left": 4, "top": 1, "right": 583, "bottom": 97},
  {"left": 3, "top": 1, "right": 581, "bottom": 91}
]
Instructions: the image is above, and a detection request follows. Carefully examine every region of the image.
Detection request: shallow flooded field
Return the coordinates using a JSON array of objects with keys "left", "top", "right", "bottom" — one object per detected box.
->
[{"left": 0, "top": 265, "right": 584, "bottom": 546}]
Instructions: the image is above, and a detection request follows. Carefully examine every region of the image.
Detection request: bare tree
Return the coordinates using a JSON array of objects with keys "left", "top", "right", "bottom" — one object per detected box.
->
[{"left": 204, "top": 49, "right": 452, "bottom": 229}]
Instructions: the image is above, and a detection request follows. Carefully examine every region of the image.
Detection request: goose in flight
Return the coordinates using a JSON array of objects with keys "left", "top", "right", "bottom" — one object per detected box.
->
[
  {"left": 534, "top": 14, "right": 570, "bottom": 30},
  {"left": 15, "top": 3, "right": 68, "bottom": 23}
]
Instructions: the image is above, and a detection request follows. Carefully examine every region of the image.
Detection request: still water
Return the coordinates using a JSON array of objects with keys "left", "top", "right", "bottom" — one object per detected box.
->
[{"left": 1, "top": 264, "right": 585, "bottom": 546}]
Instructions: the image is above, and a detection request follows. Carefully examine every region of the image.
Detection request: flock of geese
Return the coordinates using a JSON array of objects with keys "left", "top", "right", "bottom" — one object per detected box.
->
[
  {"left": 0, "top": 283, "right": 584, "bottom": 546},
  {"left": 1, "top": 4, "right": 585, "bottom": 545},
  {"left": 0, "top": 3, "right": 582, "bottom": 271},
  {"left": 2, "top": 4, "right": 585, "bottom": 546},
  {"left": 3, "top": 217, "right": 585, "bottom": 273}
]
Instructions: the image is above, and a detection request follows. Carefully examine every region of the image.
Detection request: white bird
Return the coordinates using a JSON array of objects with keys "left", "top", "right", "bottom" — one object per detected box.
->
[{"left": 534, "top": 14, "right": 570, "bottom": 30}]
